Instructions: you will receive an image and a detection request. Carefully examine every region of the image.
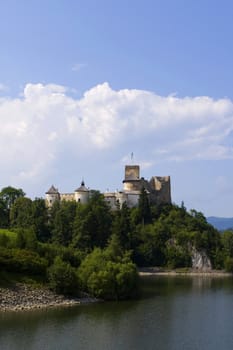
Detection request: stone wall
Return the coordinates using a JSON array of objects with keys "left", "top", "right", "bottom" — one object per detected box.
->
[
  {"left": 124, "top": 165, "right": 140, "bottom": 180},
  {"left": 60, "top": 193, "right": 75, "bottom": 201},
  {"left": 149, "top": 176, "right": 171, "bottom": 205},
  {"left": 46, "top": 165, "right": 172, "bottom": 209}
]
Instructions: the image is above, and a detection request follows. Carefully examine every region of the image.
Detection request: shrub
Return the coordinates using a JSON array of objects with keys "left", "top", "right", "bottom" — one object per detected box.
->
[
  {"left": 47, "top": 257, "right": 79, "bottom": 295},
  {"left": 224, "top": 257, "right": 233, "bottom": 273},
  {"left": 78, "top": 248, "right": 138, "bottom": 300},
  {"left": 0, "top": 247, "right": 47, "bottom": 275}
]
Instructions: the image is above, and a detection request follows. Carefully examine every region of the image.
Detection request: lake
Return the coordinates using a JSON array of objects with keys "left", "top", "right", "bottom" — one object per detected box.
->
[{"left": 1, "top": 276, "right": 233, "bottom": 350}]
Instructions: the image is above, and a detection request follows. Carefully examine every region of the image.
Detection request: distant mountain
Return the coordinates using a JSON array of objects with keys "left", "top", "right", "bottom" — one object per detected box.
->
[{"left": 207, "top": 216, "right": 233, "bottom": 231}]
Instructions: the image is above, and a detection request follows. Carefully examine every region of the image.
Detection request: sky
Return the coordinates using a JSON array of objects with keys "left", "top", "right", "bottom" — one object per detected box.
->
[{"left": 1, "top": 0, "right": 233, "bottom": 217}]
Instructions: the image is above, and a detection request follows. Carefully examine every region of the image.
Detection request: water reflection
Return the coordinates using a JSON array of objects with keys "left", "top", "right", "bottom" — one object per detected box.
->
[{"left": 1, "top": 276, "right": 233, "bottom": 350}]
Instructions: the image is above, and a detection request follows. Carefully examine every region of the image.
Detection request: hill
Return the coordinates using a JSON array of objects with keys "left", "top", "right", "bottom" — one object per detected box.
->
[{"left": 207, "top": 217, "right": 233, "bottom": 231}]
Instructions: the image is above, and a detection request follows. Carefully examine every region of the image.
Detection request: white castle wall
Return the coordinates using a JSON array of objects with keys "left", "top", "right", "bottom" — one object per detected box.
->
[
  {"left": 46, "top": 165, "right": 171, "bottom": 209},
  {"left": 74, "top": 191, "right": 89, "bottom": 204}
]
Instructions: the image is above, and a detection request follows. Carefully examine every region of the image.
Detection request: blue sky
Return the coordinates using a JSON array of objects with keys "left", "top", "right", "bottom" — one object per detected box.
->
[{"left": 1, "top": 0, "right": 233, "bottom": 216}]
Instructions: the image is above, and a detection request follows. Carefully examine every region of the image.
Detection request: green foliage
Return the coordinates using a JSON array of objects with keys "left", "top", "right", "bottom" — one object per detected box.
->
[
  {"left": 51, "top": 200, "right": 77, "bottom": 246},
  {"left": 37, "top": 242, "right": 84, "bottom": 267},
  {"left": 136, "top": 187, "right": 152, "bottom": 225},
  {"left": 15, "top": 228, "right": 38, "bottom": 250},
  {"left": 72, "top": 191, "right": 112, "bottom": 249},
  {"left": 132, "top": 223, "right": 168, "bottom": 267},
  {"left": 10, "top": 197, "right": 33, "bottom": 228},
  {"left": 224, "top": 257, "right": 233, "bottom": 272},
  {"left": 0, "top": 247, "right": 47, "bottom": 275},
  {"left": 222, "top": 230, "right": 233, "bottom": 257},
  {"left": 31, "top": 198, "right": 50, "bottom": 242},
  {"left": 86, "top": 260, "right": 138, "bottom": 300},
  {"left": 47, "top": 256, "right": 79, "bottom": 295},
  {"left": 111, "top": 202, "right": 132, "bottom": 250},
  {"left": 78, "top": 246, "right": 138, "bottom": 300},
  {"left": 0, "top": 186, "right": 25, "bottom": 209},
  {"left": 0, "top": 183, "right": 228, "bottom": 300},
  {"left": 166, "top": 244, "right": 192, "bottom": 269},
  {"left": 0, "top": 229, "right": 17, "bottom": 247},
  {"left": 0, "top": 199, "right": 9, "bottom": 228},
  {"left": 105, "top": 233, "right": 124, "bottom": 261}
]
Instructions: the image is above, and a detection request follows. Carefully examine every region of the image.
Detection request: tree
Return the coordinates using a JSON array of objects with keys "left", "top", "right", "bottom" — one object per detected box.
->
[
  {"left": 166, "top": 244, "right": 191, "bottom": 269},
  {"left": 15, "top": 227, "right": 38, "bottom": 250},
  {"left": 47, "top": 256, "right": 79, "bottom": 295},
  {"left": 31, "top": 198, "right": 50, "bottom": 242},
  {"left": 72, "top": 191, "right": 112, "bottom": 249},
  {"left": 51, "top": 201, "right": 77, "bottom": 246},
  {"left": 105, "top": 233, "right": 124, "bottom": 261},
  {"left": 222, "top": 230, "right": 233, "bottom": 258},
  {"left": 224, "top": 256, "right": 233, "bottom": 272},
  {"left": 78, "top": 247, "right": 138, "bottom": 300},
  {"left": 0, "top": 186, "right": 25, "bottom": 209},
  {"left": 132, "top": 222, "right": 169, "bottom": 267},
  {"left": 0, "top": 198, "right": 9, "bottom": 228},
  {"left": 10, "top": 197, "right": 33, "bottom": 228},
  {"left": 111, "top": 202, "right": 132, "bottom": 250},
  {"left": 137, "top": 187, "right": 151, "bottom": 225}
]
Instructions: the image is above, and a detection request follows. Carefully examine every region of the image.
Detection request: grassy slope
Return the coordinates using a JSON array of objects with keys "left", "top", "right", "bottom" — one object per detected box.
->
[
  {"left": 0, "top": 229, "right": 46, "bottom": 288},
  {"left": 0, "top": 228, "right": 17, "bottom": 244}
]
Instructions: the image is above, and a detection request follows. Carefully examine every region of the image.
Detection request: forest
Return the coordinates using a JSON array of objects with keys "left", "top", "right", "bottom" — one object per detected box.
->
[{"left": 0, "top": 186, "right": 232, "bottom": 300}]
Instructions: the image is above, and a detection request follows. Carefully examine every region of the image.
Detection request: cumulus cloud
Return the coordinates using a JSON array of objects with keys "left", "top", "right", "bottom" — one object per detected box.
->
[{"left": 1, "top": 82, "right": 233, "bottom": 192}]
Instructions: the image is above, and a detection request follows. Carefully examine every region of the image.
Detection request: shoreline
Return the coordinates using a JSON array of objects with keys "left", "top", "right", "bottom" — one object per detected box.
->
[
  {"left": 138, "top": 267, "right": 233, "bottom": 277},
  {"left": 1, "top": 269, "right": 232, "bottom": 312},
  {"left": 0, "top": 283, "right": 99, "bottom": 312}
]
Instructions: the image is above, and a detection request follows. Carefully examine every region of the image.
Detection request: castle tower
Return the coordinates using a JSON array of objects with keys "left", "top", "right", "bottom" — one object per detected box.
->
[
  {"left": 74, "top": 180, "right": 89, "bottom": 204},
  {"left": 123, "top": 165, "right": 142, "bottom": 192},
  {"left": 149, "top": 176, "right": 171, "bottom": 204},
  {"left": 45, "top": 185, "right": 60, "bottom": 207}
]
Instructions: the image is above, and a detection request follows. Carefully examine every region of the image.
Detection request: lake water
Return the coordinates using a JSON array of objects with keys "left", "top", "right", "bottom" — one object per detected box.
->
[{"left": 1, "top": 276, "right": 233, "bottom": 350}]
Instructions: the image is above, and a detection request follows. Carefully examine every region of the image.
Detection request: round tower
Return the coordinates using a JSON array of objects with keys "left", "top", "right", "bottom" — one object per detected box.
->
[
  {"left": 74, "top": 180, "right": 89, "bottom": 204},
  {"left": 123, "top": 165, "right": 142, "bottom": 192},
  {"left": 45, "top": 185, "right": 60, "bottom": 207}
]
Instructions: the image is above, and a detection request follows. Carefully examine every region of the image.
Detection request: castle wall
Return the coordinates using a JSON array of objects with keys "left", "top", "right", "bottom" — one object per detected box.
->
[
  {"left": 149, "top": 176, "right": 171, "bottom": 204},
  {"left": 60, "top": 193, "right": 75, "bottom": 202},
  {"left": 127, "top": 192, "right": 140, "bottom": 207},
  {"left": 104, "top": 193, "right": 117, "bottom": 209},
  {"left": 46, "top": 165, "right": 171, "bottom": 209},
  {"left": 115, "top": 192, "right": 128, "bottom": 207}
]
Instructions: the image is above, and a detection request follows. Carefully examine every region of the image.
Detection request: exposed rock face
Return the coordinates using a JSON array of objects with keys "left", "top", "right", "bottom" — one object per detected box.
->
[{"left": 191, "top": 249, "right": 212, "bottom": 270}]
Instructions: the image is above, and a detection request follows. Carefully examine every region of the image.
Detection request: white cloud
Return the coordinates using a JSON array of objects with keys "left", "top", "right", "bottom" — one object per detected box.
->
[
  {"left": 48, "top": 131, "right": 58, "bottom": 141},
  {"left": 1, "top": 82, "right": 233, "bottom": 193}
]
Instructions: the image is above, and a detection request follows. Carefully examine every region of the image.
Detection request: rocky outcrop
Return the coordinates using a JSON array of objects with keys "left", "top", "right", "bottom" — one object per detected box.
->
[
  {"left": 191, "top": 248, "right": 212, "bottom": 270},
  {"left": 0, "top": 284, "right": 98, "bottom": 312}
]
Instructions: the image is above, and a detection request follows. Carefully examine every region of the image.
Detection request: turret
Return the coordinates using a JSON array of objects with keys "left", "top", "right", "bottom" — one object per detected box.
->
[
  {"left": 45, "top": 185, "right": 60, "bottom": 207},
  {"left": 74, "top": 180, "right": 89, "bottom": 204}
]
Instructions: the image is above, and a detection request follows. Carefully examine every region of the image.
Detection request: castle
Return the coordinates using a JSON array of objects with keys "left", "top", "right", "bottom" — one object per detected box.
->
[{"left": 45, "top": 165, "right": 171, "bottom": 209}]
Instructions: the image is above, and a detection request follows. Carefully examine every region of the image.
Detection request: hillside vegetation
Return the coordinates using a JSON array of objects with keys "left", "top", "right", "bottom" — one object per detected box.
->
[{"left": 0, "top": 186, "right": 232, "bottom": 300}]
